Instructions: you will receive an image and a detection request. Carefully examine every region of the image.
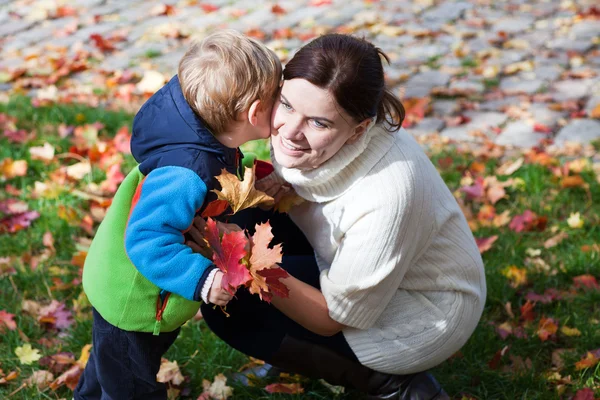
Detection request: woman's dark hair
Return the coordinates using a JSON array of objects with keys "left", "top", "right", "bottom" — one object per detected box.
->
[{"left": 283, "top": 34, "right": 405, "bottom": 132}]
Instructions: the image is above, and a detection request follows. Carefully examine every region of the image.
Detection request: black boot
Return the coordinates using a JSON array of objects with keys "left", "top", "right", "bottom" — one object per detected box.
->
[
  {"left": 268, "top": 335, "right": 449, "bottom": 400},
  {"left": 367, "top": 371, "right": 450, "bottom": 400}
]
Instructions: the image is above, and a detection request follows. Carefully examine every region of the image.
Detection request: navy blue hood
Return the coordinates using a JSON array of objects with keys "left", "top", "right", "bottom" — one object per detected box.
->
[{"left": 131, "top": 75, "right": 238, "bottom": 176}]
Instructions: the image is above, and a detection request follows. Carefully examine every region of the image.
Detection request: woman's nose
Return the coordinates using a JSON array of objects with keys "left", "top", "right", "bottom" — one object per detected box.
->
[{"left": 278, "top": 117, "right": 304, "bottom": 141}]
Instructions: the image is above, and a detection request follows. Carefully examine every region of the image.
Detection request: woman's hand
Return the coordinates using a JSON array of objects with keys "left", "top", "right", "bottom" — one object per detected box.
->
[
  {"left": 208, "top": 271, "right": 233, "bottom": 306},
  {"left": 256, "top": 177, "right": 293, "bottom": 204}
]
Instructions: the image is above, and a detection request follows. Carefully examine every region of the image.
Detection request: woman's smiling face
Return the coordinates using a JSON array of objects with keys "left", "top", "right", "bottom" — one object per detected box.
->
[{"left": 271, "top": 78, "right": 369, "bottom": 170}]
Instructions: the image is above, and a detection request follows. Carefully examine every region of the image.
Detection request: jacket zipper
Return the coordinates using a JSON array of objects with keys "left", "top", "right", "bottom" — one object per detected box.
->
[{"left": 153, "top": 291, "right": 171, "bottom": 336}]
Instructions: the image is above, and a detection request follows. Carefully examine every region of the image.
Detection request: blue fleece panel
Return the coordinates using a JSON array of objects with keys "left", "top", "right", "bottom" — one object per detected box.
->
[{"left": 125, "top": 166, "right": 214, "bottom": 301}]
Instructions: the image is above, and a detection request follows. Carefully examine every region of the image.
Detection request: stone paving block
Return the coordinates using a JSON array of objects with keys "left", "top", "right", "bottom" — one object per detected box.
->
[
  {"left": 585, "top": 96, "right": 600, "bottom": 117},
  {"left": 555, "top": 119, "right": 600, "bottom": 145},
  {"left": 421, "top": 2, "right": 472, "bottom": 23},
  {"left": 532, "top": 65, "right": 564, "bottom": 82},
  {"left": 402, "top": 70, "right": 451, "bottom": 98},
  {"left": 500, "top": 77, "right": 544, "bottom": 95},
  {"left": 529, "top": 104, "right": 567, "bottom": 125},
  {"left": 551, "top": 79, "right": 594, "bottom": 101},
  {"left": 547, "top": 38, "right": 593, "bottom": 53},
  {"left": 571, "top": 20, "right": 600, "bottom": 41},
  {"left": 495, "top": 121, "right": 548, "bottom": 147},
  {"left": 432, "top": 100, "right": 460, "bottom": 116},
  {"left": 440, "top": 111, "right": 508, "bottom": 141},
  {"left": 409, "top": 118, "right": 446, "bottom": 136},
  {"left": 479, "top": 97, "right": 522, "bottom": 112},
  {"left": 492, "top": 17, "right": 535, "bottom": 33},
  {"left": 0, "top": 19, "right": 36, "bottom": 37},
  {"left": 449, "top": 79, "right": 485, "bottom": 94}
]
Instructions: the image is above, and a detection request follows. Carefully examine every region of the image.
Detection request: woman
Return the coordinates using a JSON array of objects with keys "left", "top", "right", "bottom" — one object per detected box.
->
[{"left": 195, "top": 34, "right": 486, "bottom": 400}]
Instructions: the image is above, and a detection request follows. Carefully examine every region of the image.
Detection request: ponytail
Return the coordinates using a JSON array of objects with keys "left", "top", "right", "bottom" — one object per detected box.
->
[{"left": 377, "top": 89, "right": 405, "bottom": 132}]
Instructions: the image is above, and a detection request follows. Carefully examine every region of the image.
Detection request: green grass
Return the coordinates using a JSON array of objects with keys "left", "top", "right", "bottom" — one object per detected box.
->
[{"left": 1, "top": 97, "right": 599, "bottom": 399}]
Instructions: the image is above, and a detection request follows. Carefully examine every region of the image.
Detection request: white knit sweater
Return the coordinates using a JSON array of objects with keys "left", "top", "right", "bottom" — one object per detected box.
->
[{"left": 269, "top": 126, "right": 487, "bottom": 374}]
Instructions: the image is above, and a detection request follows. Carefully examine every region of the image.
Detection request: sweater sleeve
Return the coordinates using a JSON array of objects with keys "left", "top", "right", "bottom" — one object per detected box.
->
[
  {"left": 125, "top": 166, "right": 216, "bottom": 302},
  {"left": 319, "top": 169, "right": 434, "bottom": 330}
]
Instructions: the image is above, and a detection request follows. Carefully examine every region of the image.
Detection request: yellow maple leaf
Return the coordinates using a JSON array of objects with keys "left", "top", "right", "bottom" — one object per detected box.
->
[
  {"left": 567, "top": 212, "right": 584, "bottom": 229},
  {"left": 212, "top": 166, "right": 274, "bottom": 213},
  {"left": 502, "top": 266, "right": 527, "bottom": 288},
  {"left": 15, "top": 343, "right": 42, "bottom": 365},
  {"left": 560, "top": 326, "right": 581, "bottom": 337}
]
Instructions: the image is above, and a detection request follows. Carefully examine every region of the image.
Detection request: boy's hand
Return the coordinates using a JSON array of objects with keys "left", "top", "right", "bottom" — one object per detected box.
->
[{"left": 208, "top": 271, "right": 234, "bottom": 306}]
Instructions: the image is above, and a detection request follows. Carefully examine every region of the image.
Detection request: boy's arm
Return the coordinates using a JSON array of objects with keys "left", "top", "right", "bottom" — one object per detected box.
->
[{"left": 125, "top": 166, "right": 216, "bottom": 301}]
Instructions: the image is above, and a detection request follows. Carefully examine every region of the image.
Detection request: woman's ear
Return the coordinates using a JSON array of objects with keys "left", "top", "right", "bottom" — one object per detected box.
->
[
  {"left": 346, "top": 118, "right": 374, "bottom": 144},
  {"left": 247, "top": 99, "right": 262, "bottom": 126}
]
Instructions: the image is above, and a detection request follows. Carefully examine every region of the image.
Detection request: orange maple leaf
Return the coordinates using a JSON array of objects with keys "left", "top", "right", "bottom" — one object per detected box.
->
[{"left": 247, "top": 222, "right": 286, "bottom": 301}]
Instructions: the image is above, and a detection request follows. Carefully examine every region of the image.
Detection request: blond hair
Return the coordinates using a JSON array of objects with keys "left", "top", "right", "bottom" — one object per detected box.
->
[{"left": 178, "top": 30, "right": 282, "bottom": 135}]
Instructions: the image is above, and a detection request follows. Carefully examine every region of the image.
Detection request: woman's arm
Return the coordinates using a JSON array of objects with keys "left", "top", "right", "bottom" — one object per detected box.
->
[{"left": 271, "top": 274, "right": 346, "bottom": 337}]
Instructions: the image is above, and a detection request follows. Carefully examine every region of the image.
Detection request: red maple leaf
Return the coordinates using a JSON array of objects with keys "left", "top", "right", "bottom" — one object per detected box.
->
[
  {"left": 257, "top": 267, "right": 289, "bottom": 302},
  {"left": 201, "top": 200, "right": 229, "bottom": 218},
  {"left": 89, "top": 34, "right": 116, "bottom": 52},
  {"left": 520, "top": 300, "right": 536, "bottom": 322},
  {"left": 0, "top": 210, "right": 40, "bottom": 233},
  {"left": 461, "top": 176, "right": 485, "bottom": 200},
  {"left": 204, "top": 218, "right": 251, "bottom": 294},
  {"left": 0, "top": 310, "right": 16, "bottom": 332},
  {"left": 573, "top": 274, "right": 599, "bottom": 290}
]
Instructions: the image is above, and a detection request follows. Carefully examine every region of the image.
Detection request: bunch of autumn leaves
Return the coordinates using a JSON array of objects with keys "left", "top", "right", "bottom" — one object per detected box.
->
[{"left": 194, "top": 165, "right": 300, "bottom": 303}]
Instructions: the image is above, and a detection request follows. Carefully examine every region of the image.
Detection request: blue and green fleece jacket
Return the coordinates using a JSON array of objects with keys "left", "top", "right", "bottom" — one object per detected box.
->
[{"left": 82, "top": 75, "right": 241, "bottom": 334}]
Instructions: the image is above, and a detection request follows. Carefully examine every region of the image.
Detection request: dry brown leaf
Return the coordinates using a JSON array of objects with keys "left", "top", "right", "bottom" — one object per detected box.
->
[
  {"left": 496, "top": 157, "right": 524, "bottom": 175},
  {"left": 544, "top": 232, "right": 568, "bottom": 249},
  {"left": 212, "top": 166, "right": 274, "bottom": 213},
  {"left": 157, "top": 359, "right": 185, "bottom": 386}
]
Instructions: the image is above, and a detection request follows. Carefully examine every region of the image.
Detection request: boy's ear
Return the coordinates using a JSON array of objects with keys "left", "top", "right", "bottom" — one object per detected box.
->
[
  {"left": 247, "top": 99, "right": 262, "bottom": 127},
  {"left": 346, "top": 117, "right": 374, "bottom": 145}
]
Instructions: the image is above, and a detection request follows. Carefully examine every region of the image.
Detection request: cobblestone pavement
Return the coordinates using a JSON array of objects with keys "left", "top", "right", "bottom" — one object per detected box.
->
[{"left": 1, "top": 0, "right": 599, "bottom": 149}]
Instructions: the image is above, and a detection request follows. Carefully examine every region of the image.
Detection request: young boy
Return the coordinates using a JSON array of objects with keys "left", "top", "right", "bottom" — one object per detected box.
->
[{"left": 74, "top": 30, "right": 282, "bottom": 399}]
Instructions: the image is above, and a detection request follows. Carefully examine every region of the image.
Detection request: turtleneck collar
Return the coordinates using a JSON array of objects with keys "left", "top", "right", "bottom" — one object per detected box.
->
[{"left": 271, "top": 125, "right": 397, "bottom": 203}]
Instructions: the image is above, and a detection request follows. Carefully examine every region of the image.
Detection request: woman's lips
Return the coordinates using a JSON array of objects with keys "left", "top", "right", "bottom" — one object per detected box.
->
[{"left": 278, "top": 136, "right": 309, "bottom": 156}]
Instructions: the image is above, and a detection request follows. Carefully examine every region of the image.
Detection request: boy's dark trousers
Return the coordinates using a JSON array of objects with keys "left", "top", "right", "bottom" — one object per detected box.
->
[{"left": 73, "top": 308, "right": 180, "bottom": 400}]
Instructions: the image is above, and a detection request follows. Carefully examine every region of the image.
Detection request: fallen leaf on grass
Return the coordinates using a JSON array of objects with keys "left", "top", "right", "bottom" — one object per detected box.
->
[
  {"left": 0, "top": 310, "right": 16, "bottom": 332},
  {"left": 544, "top": 232, "right": 568, "bottom": 248},
  {"left": 29, "top": 142, "right": 55, "bottom": 161},
  {"left": 573, "top": 275, "right": 599, "bottom": 290},
  {"left": 537, "top": 317, "right": 558, "bottom": 342},
  {"left": 0, "top": 158, "right": 28, "bottom": 179},
  {"left": 520, "top": 300, "right": 536, "bottom": 322},
  {"left": 15, "top": 343, "right": 42, "bottom": 365},
  {"left": 560, "top": 326, "right": 581, "bottom": 337},
  {"left": 38, "top": 300, "right": 74, "bottom": 331},
  {"left": 475, "top": 236, "right": 498, "bottom": 254},
  {"left": 567, "top": 212, "right": 584, "bottom": 229},
  {"left": 0, "top": 370, "right": 19, "bottom": 385},
  {"left": 26, "top": 370, "right": 54, "bottom": 389},
  {"left": 199, "top": 373, "right": 233, "bottom": 400},
  {"left": 502, "top": 266, "right": 527, "bottom": 288},
  {"left": 509, "top": 210, "right": 546, "bottom": 233},
  {"left": 265, "top": 382, "right": 305, "bottom": 394},
  {"left": 573, "top": 388, "right": 596, "bottom": 400},
  {"left": 157, "top": 359, "right": 185, "bottom": 386},
  {"left": 488, "top": 345, "right": 510, "bottom": 370},
  {"left": 575, "top": 351, "right": 600, "bottom": 371}
]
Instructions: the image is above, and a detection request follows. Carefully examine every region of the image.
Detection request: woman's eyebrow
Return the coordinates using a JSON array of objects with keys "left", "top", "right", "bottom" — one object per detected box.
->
[{"left": 281, "top": 94, "right": 335, "bottom": 125}]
